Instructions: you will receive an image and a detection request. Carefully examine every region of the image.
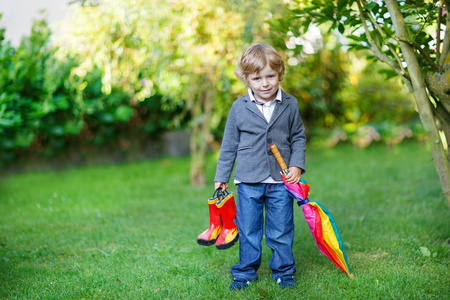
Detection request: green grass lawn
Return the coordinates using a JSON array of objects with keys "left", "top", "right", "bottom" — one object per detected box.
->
[{"left": 0, "top": 143, "right": 449, "bottom": 299}]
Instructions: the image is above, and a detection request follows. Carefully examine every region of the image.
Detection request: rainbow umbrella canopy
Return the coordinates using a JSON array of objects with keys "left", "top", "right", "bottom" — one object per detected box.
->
[{"left": 270, "top": 145, "right": 353, "bottom": 278}]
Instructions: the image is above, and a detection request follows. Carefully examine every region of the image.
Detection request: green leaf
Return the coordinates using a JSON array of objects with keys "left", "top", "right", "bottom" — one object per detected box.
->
[
  {"left": 14, "top": 132, "right": 35, "bottom": 148},
  {"left": 323, "top": 5, "right": 336, "bottom": 20},
  {"left": 114, "top": 105, "right": 134, "bottom": 122},
  {"left": 1, "top": 139, "right": 14, "bottom": 149},
  {"left": 98, "top": 113, "right": 114, "bottom": 123},
  {"left": 0, "top": 107, "right": 22, "bottom": 128},
  {"left": 0, "top": 118, "right": 16, "bottom": 127},
  {"left": 364, "top": 2, "right": 378, "bottom": 11},
  {"left": 49, "top": 126, "right": 64, "bottom": 136},
  {"left": 379, "top": 69, "right": 399, "bottom": 80},
  {"left": 347, "top": 35, "right": 362, "bottom": 41},
  {"left": 337, "top": 0, "right": 348, "bottom": 11},
  {"left": 64, "top": 120, "right": 84, "bottom": 135},
  {"left": 54, "top": 95, "right": 70, "bottom": 110},
  {"left": 419, "top": 247, "right": 431, "bottom": 257}
]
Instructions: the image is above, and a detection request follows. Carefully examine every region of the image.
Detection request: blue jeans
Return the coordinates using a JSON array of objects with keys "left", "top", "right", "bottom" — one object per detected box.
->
[{"left": 231, "top": 183, "right": 296, "bottom": 282}]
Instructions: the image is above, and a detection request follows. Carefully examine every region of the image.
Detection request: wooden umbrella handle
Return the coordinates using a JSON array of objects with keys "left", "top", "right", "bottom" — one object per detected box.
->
[{"left": 269, "top": 144, "right": 288, "bottom": 173}]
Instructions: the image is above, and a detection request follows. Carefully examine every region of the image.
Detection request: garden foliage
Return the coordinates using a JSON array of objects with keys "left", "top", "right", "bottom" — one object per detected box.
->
[
  {"left": 269, "top": 20, "right": 423, "bottom": 147},
  {"left": 0, "top": 1, "right": 426, "bottom": 168},
  {"left": 0, "top": 17, "right": 185, "bottom": 166}
]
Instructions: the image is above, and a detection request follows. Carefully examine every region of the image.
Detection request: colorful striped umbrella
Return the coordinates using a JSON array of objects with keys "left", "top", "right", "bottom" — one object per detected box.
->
[{"left": 270, "top": 144, "right": 354, "bottom": 278}]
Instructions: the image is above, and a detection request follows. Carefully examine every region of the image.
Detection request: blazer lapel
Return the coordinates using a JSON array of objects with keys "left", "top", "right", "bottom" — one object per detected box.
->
[
  {"left": 268, "top": 90, "right": 289, "bottom": 127},
  {"left": 243, "top": 95, "right": 267, "bottom": 123}
]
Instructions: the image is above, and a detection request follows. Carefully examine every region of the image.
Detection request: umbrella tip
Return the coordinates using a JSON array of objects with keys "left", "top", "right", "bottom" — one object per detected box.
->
[{"left": 348, "top": 273, "right": 355, "bottom": 280}]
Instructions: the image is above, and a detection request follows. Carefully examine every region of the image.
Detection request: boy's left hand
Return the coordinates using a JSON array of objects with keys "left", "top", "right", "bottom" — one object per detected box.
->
[{"left": 285, "top": 166, "right": 302, "bottom": 184}]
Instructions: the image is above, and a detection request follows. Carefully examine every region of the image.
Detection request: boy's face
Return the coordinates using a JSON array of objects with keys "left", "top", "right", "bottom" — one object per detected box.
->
[{"left": 248, "top": 64, "right": 280, "bottom": 103}]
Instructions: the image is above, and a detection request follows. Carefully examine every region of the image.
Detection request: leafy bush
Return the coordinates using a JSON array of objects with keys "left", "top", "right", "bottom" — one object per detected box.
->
[
  {"left": 0, "top": 19, "right": 76, "bottom": 160},
  {"left": 0, "top": 18, "right": 187, "bottom": 166},
  {"left": 277, "top": 30, "right": 422, "bottom": 147}
]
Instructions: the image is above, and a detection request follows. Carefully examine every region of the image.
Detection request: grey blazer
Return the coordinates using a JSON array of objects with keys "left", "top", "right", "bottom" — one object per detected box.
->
[{"left": 214, "top": 90, "right": 306, "bottom": 183}]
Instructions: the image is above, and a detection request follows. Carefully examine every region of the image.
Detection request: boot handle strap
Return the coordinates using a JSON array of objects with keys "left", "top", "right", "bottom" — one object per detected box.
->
[{"left": 214, "top": 187, "right": 228, "bottom": 198}]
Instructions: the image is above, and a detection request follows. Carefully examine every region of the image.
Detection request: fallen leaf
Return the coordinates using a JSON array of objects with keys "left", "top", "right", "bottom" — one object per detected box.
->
[{"left": 419, "top": 247, "right": 430, "bottom": 257}]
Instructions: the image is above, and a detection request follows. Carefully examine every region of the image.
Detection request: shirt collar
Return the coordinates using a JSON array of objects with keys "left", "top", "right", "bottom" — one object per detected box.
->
[{"left": 248, "top": 87, "right": 283, "bottom": 104}]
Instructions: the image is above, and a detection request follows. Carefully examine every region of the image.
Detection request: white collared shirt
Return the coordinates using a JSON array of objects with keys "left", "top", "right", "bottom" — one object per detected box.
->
[{"left": 248, "top": 87, "right": 283, "bottom": 123}]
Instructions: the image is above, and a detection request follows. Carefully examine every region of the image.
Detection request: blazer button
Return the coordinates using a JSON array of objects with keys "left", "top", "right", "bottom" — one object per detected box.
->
[
  {"left": 268, "top": 149, "right": 273, "bottom": 155},
  {"left": 267, "top": 138, "right": 273, "bottom": 144}
]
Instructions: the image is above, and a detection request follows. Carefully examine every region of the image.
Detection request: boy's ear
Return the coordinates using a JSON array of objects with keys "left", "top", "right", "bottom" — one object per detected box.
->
[{"left": 242, "top": 75, "right": 249, "bottom": 85}]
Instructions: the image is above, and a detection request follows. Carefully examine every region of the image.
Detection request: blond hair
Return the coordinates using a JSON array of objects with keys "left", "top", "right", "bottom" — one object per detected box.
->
[{"left": 234, "top": 44, "right": 285, "bottom": 86}]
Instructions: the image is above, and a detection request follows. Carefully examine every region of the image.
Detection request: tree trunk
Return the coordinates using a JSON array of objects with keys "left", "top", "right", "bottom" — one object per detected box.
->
[
  {"left": 386, "top": 0, "right": 450, "bottom": 208},
  {"left": 189, "top": 76, "right": 213, "bottom": 187},
  {"left": 425, "top": 69, "right": 450, "bottom": 149}
]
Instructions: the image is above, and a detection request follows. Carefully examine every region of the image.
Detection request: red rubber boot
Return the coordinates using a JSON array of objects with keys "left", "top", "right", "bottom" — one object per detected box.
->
[
  {"left": 215, "top": 192, "right": 239, "bottom": 250},
  {"left": 197, "top": 197, "right": 223, "bottom": 246}
]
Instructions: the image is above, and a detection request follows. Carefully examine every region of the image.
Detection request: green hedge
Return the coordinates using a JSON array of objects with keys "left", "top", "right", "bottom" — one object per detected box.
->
[{"left": 0, "top": 19, "right": 186, "bottom": 166}]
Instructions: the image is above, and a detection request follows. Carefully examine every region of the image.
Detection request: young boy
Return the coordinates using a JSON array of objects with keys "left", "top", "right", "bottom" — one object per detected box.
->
[{"left": 214, "top": 44, "right": 306, "bottom": 290}]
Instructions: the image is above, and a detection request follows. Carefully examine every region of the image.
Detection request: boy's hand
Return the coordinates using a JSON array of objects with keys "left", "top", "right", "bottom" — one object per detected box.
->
[
  {"left": 285, "top": 167, "right": 302, "bottom": 184},
  {"left": 215, "top": 182, "right": 228, "bottom": 191}
]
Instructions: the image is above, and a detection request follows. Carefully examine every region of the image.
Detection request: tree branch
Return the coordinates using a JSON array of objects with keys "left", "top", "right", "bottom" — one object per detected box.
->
[
  {"left": 365, "top": 10, "right": 382, "bottom": 47},
  {"left": 438, "top": 2, "right": 450, "bottom": 67},
  {"left": 437, "top": 0, "right": 444, "bottom": 64},
  {"left": 395, "top": 36, "right": 439, "bottom": 71},
  {"left": 366, "top": 10, "right": 406, "bottom": 75},
  {"left": 355, "top": 0, "right": 411, "bottom": 85}
]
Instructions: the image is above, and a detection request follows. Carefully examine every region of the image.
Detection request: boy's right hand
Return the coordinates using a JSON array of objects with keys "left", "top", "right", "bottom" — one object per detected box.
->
[{"left": 215, "top": 182, "right": 228, "bottom": 191}]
